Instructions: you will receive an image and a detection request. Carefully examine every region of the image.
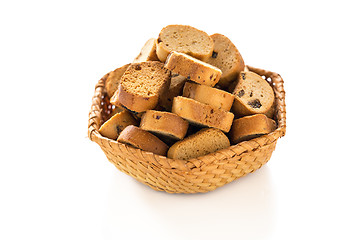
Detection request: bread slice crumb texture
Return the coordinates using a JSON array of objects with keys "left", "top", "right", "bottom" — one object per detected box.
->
[
  {"left": 121, "top": 61, "right": 170, "bottom": 97},
  {"left": 232, "top": 71, "right": 275, "bottom": 118},
  {"left": 206, "top": 33, "right": 245, "bottom": 87},
  {"left": 156, "top": 25, "right": 214, "bottom": 62}
]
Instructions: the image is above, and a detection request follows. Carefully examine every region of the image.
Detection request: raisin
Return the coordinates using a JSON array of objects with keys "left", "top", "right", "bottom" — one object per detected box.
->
[
  {"left": 116, "top": 125, "right": 121, "bottom": 134},
  {"left": 248, "top": 99, "right": 262, "bottom": 108},
  {"left": 241, "top": 72, "right": 246, "bottom": 81},
  {"left": 212, "top": 51, "right": 218, "bottom": 58},
  {"left": 134, "top": 65, "right": 142, "bottom": 71},
  {"left": 155, "top": 115, "right": 161, "bottom": 120},
  {"left": 237, "top": 89, "right": 245, "bottom": 98}
]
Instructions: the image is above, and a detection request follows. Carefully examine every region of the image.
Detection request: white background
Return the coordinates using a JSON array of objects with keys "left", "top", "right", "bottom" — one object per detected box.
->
[{"left": 1, "top": 0, "right": 359, "bottom": 239}]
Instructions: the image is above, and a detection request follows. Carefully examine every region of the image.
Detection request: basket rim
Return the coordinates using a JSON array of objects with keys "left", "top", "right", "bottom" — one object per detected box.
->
[{"left": 88, "top": 65, "right": 286, "bottom": 171}]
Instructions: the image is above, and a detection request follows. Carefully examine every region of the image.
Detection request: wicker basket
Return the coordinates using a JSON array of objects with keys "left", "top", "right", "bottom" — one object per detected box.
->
[{"left": 88, "top": 65, "right": 286, "bottom": 193}]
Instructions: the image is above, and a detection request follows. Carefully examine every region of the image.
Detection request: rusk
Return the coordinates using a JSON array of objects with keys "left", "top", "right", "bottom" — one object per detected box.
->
[
  {"left": 167, "top": 128, "right": 230, "bottom": 160},
  {"left": 164, "top": 51, "right": 222, "bottom": 87},
  {"left": 140, "top": 110, "right": 188, "bottom": 140},
  {"left": 182, "top": 82, "right": 234, "bottom": 111},
  {"left": 105, "top": 63, "right": 130, "bottom": 98},
  {"left": 156, "top": 25, "right": 214, "bottom": 62},
  {"left": 117, "top": 125, "right": 168, "bottom": 156},
  {"left": 133, "top": 38, "right": 159, "bottom": 63},
  {"left": 229, "top": 114, "right": 276, "bottom": 144},
  {"left": 206, "top": 33, "right": 245, "bottom": 87},
  {"left": 232, "top": 71, "right": 275, "bottom": 118},
  {"left": 99, "top": 111, "right": 138, "bottom": 140},
  {"left": 172, "top": 96, "right": 234, "bottom": 132},
  {"left": 158, "top": 74, "right": 187, "bottom": 111},
  {"left": 111, "top": 61, "right": 171, "bottom": 113}
]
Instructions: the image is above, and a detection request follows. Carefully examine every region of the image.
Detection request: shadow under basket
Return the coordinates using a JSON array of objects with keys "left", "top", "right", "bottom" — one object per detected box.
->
[{"left": 88, "top": 65, "right": 286, "bottom": 193}]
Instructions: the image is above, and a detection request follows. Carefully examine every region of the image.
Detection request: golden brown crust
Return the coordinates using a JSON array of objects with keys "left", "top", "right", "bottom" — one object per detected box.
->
[
  {"left": 99, "top": 111, "right": 138, "bottom": 140},
  {"left": 231, "top": 71, "right": 275, "bottom": 118},
  {"left": 164, "top": 51, "right": 222, "bottom": 87},
  {"left": 105, "top": 64, "right": 130, "bottom": 98},
  {"left": 156, "top": 25, "right": 214, "bottom": 62},
  {"left": 206, "top": 34, "right": 245, "bottom": 88},
  {"left": 117, "top": 125, "right": 168, "bottom": 156},
  {"left": 229, "top": 114, "right": 276, "bottom": 144},
  {"left": 133, "top": 38, "right": 159, "bottom": 63},
  {"left": 172, "top": 96, "right": 234, "bottom": 132},
  {"left": 182, "top": 82, "right": 234, "bottom": 111},
  {"left": 167, "top": 128, "right": 230, "bottom": 160},
  {"left": 140, "top": 110, "right": 189, "bottom": 140}
]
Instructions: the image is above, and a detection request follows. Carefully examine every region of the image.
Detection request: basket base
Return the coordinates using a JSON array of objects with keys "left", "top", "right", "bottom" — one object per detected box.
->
[{"left": 100, "top": 141, "right": 277, "bottom": 194}]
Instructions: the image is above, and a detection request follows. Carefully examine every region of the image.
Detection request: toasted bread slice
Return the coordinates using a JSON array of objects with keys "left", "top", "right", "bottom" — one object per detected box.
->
[
  {"left": 99, "top": 111, "right": 138, "bottom": 140},
  {"left": 140, "top": 110, "right": 189, "bottom": 140},
  {"left": 133, "top": 38, "right": 159, "bottom": 63},
  {"left": 158, "top": 74, "right": 187, "bottom": 111},
  {"left": 105, "top": 63, "right": 130, "bottom": 98},
  {"left": 156, "top": 25, "right": 214, "bottom": 62},
  {"left": 229, "top": 114, "right": 276, "bottom": 144},
  {"left": 206, "top": 33, "right": 245, "bottom": 88},
  {"left": 164, "top": 51, "right": 222, "bottom": 87},
  {"left": 111, "top": 61, "right": 171, "bottom": 113},
  {"left": 232, "top": 71, "right": 275, "bottom": 118},
  {"left": 182, "top": 82, "right": 234, "bottom": 111},
  {"left": 117, "top": 125, "right": 168, "bottom": 156},
  {"left": 167, "top": 128, "right": 230, "bottom": 160},
  {"left": 172, "top": 96, "right": 234, "bottom": 132}
]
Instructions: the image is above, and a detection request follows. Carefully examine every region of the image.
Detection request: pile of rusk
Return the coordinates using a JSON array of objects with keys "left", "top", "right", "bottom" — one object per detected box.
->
[{"left": 99, "top": 25, "right": 276, "bottom": 160}]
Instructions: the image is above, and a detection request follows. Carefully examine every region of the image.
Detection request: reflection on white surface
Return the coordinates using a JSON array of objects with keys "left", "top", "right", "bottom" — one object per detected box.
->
[{"left": 104, "top": 166, "right": 275, "bottom": 240}]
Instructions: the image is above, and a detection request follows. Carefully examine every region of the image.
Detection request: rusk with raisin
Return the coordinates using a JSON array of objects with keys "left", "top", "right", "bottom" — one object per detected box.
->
[
  {"left": 99, "top": 111, "right": 138, "bottom": 140},
  {"left": 164, "top": 51, "right": 222, "bottom": 87},
  {"left": 232, "top": 71, "right": 275, "bottom": 118},
  {"left": 172, "top": 96, "right": 234, "bottom": 132},
  {"left": 140, "top": 110, "right": 189, "bottom": 140},
  {"left": 156, "top": 25, "right": 214, "bottom": 62},
  {"left": 206, "top": 33, "right": 245, "bottom": 88}
]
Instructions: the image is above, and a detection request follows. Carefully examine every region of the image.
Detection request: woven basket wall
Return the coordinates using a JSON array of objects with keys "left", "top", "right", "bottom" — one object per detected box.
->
[{"left": 88, "top": 65, "right": 286, "bottom": 193}]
